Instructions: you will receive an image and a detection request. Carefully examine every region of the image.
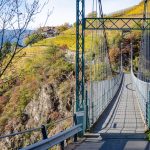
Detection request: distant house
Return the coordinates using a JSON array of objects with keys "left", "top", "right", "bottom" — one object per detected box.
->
[{"left": 40, "top": 27, "right": 59, "bottom": 38}]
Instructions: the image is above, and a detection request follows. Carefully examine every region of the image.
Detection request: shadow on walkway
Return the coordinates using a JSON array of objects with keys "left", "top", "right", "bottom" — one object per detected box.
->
[
  {"left": 92, "top": 74, "right": 146, "bottom": 134},
  {"left": 66, "top": 136, "right": 150, "bottom": 150}
]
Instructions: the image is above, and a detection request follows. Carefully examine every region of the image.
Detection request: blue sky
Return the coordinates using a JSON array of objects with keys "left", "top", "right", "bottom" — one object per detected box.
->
[{"left": 30, "top": 0, "right": 142, "bottom": 29}]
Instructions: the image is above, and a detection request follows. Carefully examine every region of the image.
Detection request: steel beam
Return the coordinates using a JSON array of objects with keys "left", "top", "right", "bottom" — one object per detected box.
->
[
  {"left": 84, "top": 18, "right": 150, "bottom": 30},
  {"left": 76, "top": 0, "right": 85, "bottom": 111}
]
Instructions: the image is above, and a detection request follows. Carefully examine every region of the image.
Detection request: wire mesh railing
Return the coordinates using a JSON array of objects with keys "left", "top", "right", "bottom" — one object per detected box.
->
[
  {"left": 86, "top": 73, "right": 123, "bottom": 127},
  {"left": 131, "top": 70, "right": 150, "bottom": 128}
]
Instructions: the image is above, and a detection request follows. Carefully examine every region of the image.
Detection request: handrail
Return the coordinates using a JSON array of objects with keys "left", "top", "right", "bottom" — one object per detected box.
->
[
  {"left": 0, "top": 116, "right": 73, "bottom": 139},
  {"left": 20, "top": 124, "right": 82, "bottom": 150},
  {"left": 87, "top": 72, "right": 123, "bottom": 126},
  {"left": 131, "top": 70, "right": 150, "bottom": 128},
  {"left": 131, "top": 70, "right": 150, "bottom": 85},
  {"left": 0, "top": 127, "right": 42, "bottom": 140}
]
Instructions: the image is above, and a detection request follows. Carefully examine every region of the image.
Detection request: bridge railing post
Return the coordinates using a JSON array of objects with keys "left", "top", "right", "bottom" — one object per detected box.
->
[
  {"left": 73, "top": 114, "right": 78, "bottom": 142},
  {"left": 148, "top": 92, "right": 150, "bottom": 128},
  {"left": 92, "top": 101, "right": 94, "bottom": 124},
  {"left": 41, "top": 125, "right": 48, "bottom": 150},
  {"left": 146, "top": 102, "right": 150, "bottom": 129},
  {"left": 85, "top": 90, "right": 89, "bottom": 130},
  {"left": 41, "top": 125, "right": 48, "bottom": 140},
  {"left": 60, "top": 137, "right": 65, "bottom": 150}
]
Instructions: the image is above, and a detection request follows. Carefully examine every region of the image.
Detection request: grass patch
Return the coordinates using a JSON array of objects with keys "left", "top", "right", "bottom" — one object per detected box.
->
[{"left": 146, "top": 130, "right": 150, "bottom": 141}]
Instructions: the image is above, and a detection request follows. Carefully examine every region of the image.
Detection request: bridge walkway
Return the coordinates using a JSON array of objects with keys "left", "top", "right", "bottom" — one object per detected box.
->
[
  {"left": 66, "top": 74, "right": 149, "bottom": 150},
  {"left": 93, "top": 74, "right": 146, "bottom": 135}
]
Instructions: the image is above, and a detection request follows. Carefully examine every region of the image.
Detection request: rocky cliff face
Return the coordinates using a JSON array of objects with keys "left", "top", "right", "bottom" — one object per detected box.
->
[
  {"left": 24, "top": 83, "right": 62, "bottom": 127},
  {"left": 0, "top": 75, "right": 75, "bottom": 149}
]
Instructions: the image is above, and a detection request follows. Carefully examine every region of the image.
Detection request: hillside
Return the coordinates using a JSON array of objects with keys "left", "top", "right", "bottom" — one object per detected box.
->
[
  {"left": 0, "top": 44, "right": 75, "bottom": 149},
  {"left": 0, "top": 0, "right": 149, "bottom": 149},
  {"left": 33, "top": 0, "right": 149, "bottom": 51},
  {"left": 107, "top": 0, "right": 150, "bottom": 17}
]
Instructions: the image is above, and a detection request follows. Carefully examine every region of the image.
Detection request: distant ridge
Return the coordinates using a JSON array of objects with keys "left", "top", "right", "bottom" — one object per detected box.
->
[
  {"left": 0, "top": 29, "right": 34, "bottom": 46},
  {"left": 106, "top": 0, "right": 145, "bottom": 18}
]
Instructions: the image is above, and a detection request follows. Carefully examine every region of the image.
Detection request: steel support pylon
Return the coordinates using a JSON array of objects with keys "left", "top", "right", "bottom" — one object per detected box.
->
[
  {"left": 76, "top": 0, "right": 85, "bottom": 112},
  {"left": 75, "top": 0, "right": 150, "bottom": 128}
]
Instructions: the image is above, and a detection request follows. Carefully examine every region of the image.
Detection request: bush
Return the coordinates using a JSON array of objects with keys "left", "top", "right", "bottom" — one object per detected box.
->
[
  {"left": 24, "top": 33, "right": 46, "bottom": 46},
  {"left": 0, "top": 41, "right": 11, "bottom": 57}
]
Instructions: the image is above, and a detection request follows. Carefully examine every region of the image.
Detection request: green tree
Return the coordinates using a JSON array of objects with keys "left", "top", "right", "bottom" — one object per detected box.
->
[
  {"left": 57, "top": 23, "right": 71, "bottom": 33},
  {"left": 24, "top": 33, "right": 46, "bottom": 46},
  {"left": 1, "top": 41, "right": 11, "bottom": 56}
]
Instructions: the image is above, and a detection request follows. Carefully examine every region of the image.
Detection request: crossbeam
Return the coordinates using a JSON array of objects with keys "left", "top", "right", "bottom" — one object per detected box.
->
[{"left": 84, "top": 18, "right": 150, "bottom": 30}]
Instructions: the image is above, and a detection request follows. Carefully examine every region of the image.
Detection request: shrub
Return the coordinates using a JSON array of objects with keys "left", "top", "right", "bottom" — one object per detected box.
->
[{"left": 24, "top": 33, "right": 46, "bottom": 46}]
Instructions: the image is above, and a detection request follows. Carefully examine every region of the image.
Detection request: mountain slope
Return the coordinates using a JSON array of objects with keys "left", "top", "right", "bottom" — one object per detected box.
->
[
  {"left": 108, "top": 0, "right": 149, "bottom": 17},
  {"left": 0, "top": 44, "right": 75, "bottom": 149},
  {"left": 33, "top": 1, "right": 149, "bottom": 51}
]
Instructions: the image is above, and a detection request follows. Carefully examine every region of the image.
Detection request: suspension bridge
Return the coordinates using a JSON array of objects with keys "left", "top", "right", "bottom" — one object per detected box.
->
[{"left": 0, "top": 0, "right": 150, "bottom": 150}]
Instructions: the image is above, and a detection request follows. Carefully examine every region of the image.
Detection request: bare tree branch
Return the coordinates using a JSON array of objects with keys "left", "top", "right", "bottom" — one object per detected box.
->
[{"left": 0, "top": 0, "right": 52, "bottom": 77}]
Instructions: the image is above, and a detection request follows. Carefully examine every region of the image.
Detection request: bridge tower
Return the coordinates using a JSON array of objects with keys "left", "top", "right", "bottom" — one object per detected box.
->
[
  {"left": 75, "top": 0, "right": 86, "bottom": 133},
  {"left": 76, "top": 0, "right": 85, "bottom": 112},
  {"left": 75, "top": 0, "right": 150, "bottom": 132}
]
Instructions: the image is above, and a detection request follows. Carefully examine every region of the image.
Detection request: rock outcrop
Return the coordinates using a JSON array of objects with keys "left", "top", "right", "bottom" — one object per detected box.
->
[{"left": 0, "top": 79, "right": 75, "bottom": 149}]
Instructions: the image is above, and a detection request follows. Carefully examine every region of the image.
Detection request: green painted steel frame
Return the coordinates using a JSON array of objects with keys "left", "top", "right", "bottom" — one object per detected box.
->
[
  {"left": 76, "top": 0, "right": 85, "bottom": 111},
  {"left": 76, "top": 0, "right": 150, "bottom": 112},
  {"left": 84, "top": 18, "right": 150, "bottom": 30}
]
